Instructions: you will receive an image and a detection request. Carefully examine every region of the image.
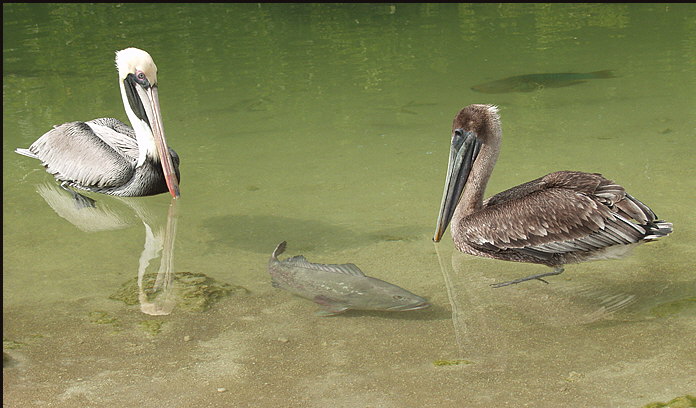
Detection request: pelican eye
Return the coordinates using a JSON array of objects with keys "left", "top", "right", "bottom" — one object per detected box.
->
[
  {"left": 133, "top": 71, "right": 150, "bottom": 87},
  {"left": 454, "top": 129, "right": 464, "bottom": 137}
]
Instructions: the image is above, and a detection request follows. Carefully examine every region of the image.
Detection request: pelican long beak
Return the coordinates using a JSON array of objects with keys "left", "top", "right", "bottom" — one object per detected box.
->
[
  {"left": 146, "top": 86, "right": 180, "bottom": 198},
  {"left": 433, "top": 130, "right": 481, "bottom": 242},
  {"left": 123, "top": 74, "right": 180, "bottom": 198}
]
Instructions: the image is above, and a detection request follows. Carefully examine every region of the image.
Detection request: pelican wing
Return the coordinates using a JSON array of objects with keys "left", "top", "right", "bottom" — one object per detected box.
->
[
  {"left": 463, "top": 171, "right": 654, "bottom": 254},
  {"left": 86, "top": 118, "right": 140, "bottom": 158},
  {"left": 27, "top": 118, "right": 139, "bottom": 189}
]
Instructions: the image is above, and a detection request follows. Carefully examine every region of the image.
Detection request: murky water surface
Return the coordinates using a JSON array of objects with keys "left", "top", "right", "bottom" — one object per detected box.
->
[{"left": 3, "top": 4, "right": 695, "bottom": 407}]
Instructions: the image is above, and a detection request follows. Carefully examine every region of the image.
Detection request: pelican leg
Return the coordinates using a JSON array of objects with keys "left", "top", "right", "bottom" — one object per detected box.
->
[
  {"left": 59, "top": 182, "right": 96, "bottom": 209},
  {"left": 490, "top": 267, "right": 565, "bottom": 288}
]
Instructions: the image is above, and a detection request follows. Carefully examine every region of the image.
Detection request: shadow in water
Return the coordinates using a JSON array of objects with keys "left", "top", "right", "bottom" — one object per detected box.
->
[
  {"left": 201, "top": 214, "right": 426, "bottom": 254},
  {"left": 322, "top": 306, "right": 447, "bottom": 321},
  {"left": 34, "top": 182, "right": 179, "bottom": 316}
]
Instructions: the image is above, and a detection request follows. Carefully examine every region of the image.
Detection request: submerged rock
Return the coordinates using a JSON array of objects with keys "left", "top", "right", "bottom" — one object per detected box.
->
[
  {"left": 138, "top": 320, "right": 164, "bottom": 336},
  {"left": 109, "top": 272, "right": 248, "bottom": 312},
  {"left": 641, "top": 395, "right": 696, "bottom": 408}
]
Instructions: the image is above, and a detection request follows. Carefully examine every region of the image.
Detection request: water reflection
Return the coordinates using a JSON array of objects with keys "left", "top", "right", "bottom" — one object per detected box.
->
[
  {"left": 34, "top": 182, "right": 179, "bottom": 315},
  {"left": 136, "top": 198, "right": 178, "bottom": 316}
]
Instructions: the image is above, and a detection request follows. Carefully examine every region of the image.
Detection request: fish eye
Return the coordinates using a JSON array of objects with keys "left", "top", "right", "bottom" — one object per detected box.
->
[{"left": 393, "top": 295, "right": 405, "bottom": 300}]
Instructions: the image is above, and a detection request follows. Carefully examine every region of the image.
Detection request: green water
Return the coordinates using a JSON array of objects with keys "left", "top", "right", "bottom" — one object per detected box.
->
[{"left": 3, "top": 3, "right": 695, "bottom": 407}]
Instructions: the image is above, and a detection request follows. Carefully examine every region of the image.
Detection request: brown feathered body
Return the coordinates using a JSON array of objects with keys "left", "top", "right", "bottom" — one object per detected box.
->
[
  {"left": 452, "top": 170, "right": 669, "bottom": 267},
  {"left": 435, "top": 104, "right": 672, "bottom": 274}
]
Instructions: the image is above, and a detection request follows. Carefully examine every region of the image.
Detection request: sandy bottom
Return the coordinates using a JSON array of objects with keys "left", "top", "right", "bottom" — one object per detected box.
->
[{"left": 4, "top": 244, "right": 695, "bottom": 408}]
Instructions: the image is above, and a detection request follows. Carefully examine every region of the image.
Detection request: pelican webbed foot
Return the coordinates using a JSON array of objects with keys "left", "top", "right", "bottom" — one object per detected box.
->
[{"left": 490, "top": 267, "right": 565, "bottom": 288}]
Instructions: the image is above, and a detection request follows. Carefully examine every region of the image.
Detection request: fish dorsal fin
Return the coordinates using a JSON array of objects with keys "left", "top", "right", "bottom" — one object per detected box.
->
[{"left": 283, "top": 256, "right": 366, "bottom": 277}]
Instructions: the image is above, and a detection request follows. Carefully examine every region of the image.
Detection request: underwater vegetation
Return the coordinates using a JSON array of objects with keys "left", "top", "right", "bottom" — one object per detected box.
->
[{"left": 109, "top": 271, "right": 248, "bottom": 312}]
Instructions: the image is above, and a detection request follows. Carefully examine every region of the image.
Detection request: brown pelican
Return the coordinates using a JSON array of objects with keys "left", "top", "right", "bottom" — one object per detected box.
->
[
  {"left": 15, "top": 47, "right": 180, "bottom": 198},
  {"left": 433, "top": 104, "right": 672, "bottom": 287}
]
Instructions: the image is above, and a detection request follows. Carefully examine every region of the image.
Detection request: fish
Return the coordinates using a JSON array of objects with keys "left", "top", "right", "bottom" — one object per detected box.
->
[
  {"left": 471, "top": 70, "right": 616, "bottom": 93},
  {"left": 268, "top": 241, "right": 430, "bottom": 316}
]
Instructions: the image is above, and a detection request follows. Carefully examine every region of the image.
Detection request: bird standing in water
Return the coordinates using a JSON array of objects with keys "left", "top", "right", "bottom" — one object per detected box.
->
[
  {"left": 433, "top": 104, "right": 672, "bottom": 287},
  {"left": 16, "top": 47, "right": 180, "bottom": 198}
]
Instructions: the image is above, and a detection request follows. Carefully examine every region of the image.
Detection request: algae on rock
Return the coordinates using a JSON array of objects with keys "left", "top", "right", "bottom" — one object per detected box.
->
[
  {"left": 641, "top": 395, "right": 696, "bottom": 408},
  {"left": 138, "top": 320, "right": 164, "bottom": 336},
  {"left": 109, "top": 272, "right": 248, "bottom": 312}
]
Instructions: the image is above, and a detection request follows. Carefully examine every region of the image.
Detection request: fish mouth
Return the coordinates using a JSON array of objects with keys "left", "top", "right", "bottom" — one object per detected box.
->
[
  {"left": 388, "top": 301, "right": 431, "bottom": 311},
  {"left": 433, "top": 129, "right": 482, "bottom": 242}
]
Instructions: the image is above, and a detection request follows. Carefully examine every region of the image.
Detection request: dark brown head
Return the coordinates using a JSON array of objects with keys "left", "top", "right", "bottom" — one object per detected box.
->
[
  {"left": 452, "top": 104, "right": 501, "bottom": 145},
  {"left": 433, "top": 104, "right": 502, "bottom": 242}
]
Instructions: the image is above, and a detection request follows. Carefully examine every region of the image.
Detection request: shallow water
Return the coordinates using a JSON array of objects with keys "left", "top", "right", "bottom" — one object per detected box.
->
[{"left": 3, "top": 3, "right": 696, "bottom": 407}]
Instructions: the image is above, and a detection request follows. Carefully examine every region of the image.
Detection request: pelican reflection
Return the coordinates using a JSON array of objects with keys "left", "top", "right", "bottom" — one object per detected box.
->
[{"left": 34, "top": 183, "right": 178, "bottom": 315}]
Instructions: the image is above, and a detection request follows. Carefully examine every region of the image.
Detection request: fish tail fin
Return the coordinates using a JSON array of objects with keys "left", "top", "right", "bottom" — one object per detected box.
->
[
  {"left": 588, "top": 70, "right": 616, "bottom": 79},
  {"left": 272, "top": 241, "right": 287, "bottom": 259}
]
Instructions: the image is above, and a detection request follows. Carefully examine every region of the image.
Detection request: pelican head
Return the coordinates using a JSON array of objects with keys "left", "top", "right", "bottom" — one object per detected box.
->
[
  {"left": 433, "top": 104, "right": 501, "bottom": 242},
  {"left": 116, "top": 47, "right": 180, "bottom": 198}
]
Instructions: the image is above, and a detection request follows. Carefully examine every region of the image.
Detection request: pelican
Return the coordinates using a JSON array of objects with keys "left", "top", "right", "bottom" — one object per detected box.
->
[
  {"left": 15, "top": 47, "right": 180, "bottom": 198},
  {"left": 433, "top": 104, "right": 672, "bottom": 287}
]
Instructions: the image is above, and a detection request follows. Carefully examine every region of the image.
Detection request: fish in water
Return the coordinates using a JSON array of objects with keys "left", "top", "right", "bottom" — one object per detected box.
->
[
  {"left": 471, "top": 70, "right": 616, "bottom": 93},
  {"left": 268, "top": 241, "right": 430, "bottom": 316}
]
